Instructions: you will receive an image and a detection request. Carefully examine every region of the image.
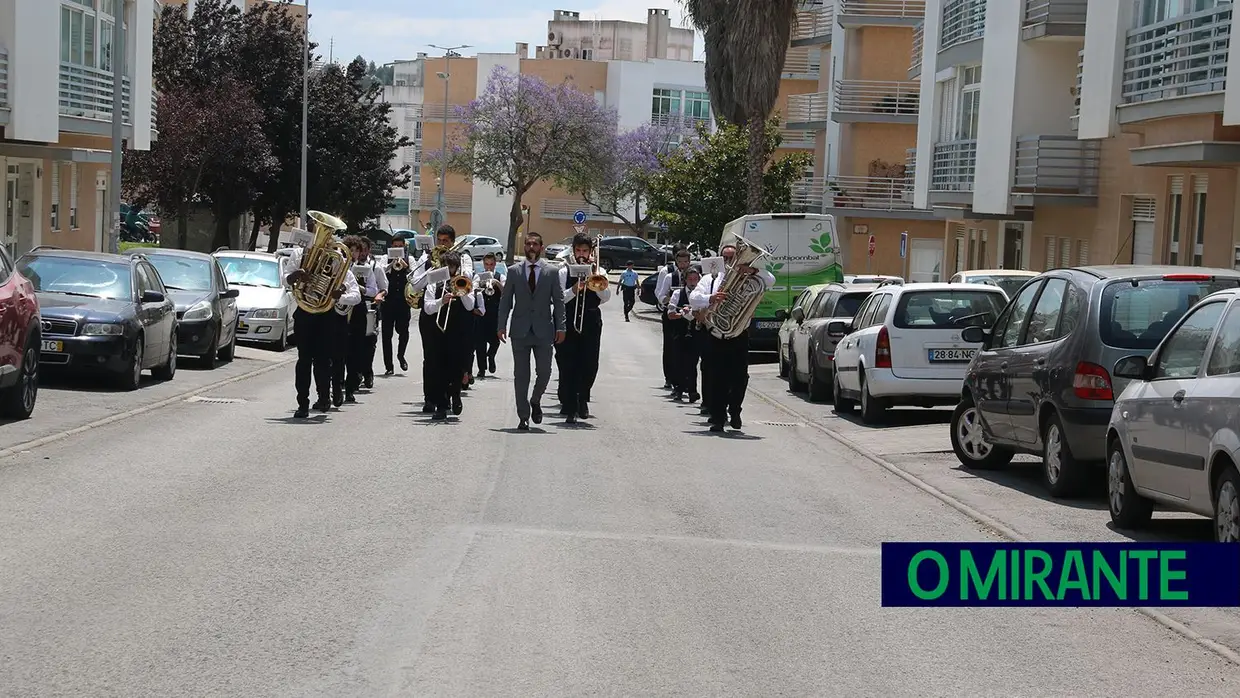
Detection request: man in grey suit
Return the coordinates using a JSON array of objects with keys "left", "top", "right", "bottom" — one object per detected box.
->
[{"left": 497, "top": 232, "right": 566, "bottom": 431}]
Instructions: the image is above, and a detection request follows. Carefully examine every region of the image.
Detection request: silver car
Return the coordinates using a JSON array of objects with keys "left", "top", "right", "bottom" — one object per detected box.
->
[
  {"left": 213, "top": 251, "right": 297, "bottom": 350},
  {"left": 1107, "top": 287, "right": 1240, "bottom": 541}
]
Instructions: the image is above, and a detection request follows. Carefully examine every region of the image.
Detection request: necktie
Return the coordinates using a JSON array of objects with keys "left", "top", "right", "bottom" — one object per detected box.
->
[{"left": 528, "top": 263, "right": 538, "bottom": 293}]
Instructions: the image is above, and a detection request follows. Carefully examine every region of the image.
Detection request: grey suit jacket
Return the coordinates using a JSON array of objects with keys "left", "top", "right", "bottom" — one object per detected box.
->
[{"left": 497, "top": 259, "right": 566, "bottom": 344}]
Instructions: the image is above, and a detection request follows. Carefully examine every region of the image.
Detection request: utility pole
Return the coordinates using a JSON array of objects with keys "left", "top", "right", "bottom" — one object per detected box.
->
[
  {"left": 427, "top": 44, "right": 470, "bottom": 232},
  {"left": 299, "top": 0, "right": 310, "bottom": 232},
  {"left": 107, "top": 5, "right": 125, "bottom": 253}
]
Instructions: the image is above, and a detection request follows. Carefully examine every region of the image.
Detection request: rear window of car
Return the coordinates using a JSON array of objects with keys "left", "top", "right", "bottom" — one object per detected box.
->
[
  {"left": 894, "top": 290, "right": 1005, "bottom": 329},
  {"left": 834, "top": 292, "right": 870, "bottom": 317},
  {"left": 1101, "top": 277, "right": 1240, "bottom": 349}
]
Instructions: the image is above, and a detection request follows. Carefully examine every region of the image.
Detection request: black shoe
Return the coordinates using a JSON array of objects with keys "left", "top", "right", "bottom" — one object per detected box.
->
[
  {"left": 699, "top": 406, "right": 710, "bottom": 415},
  {"left": 294, "top": 405, "right": 309, "bottom": 418},
  {"left": 559, "top": 405, "right": 570, "bottom": 416},
  {"left": 345, "top": 393, "right": 357, "bottom": 403},
  {"left": 518, "top": 420, "right": 529, "bottom": 431},
  {"left": 565, "top": 413, "right": 577, "bottom": 424},
  {"left": 399, "top": 358, "right": 408, "bottom": 371},
  {"left": 422, "top": 402, "right": 435, "bottom": 413},
  {"left": 710, "top": 424, "right": 724, "bottom": 433},
  {"left": 689, "top": 393, "right": 700, "bottom": 403},
  {"left": 663, "top": 382, "right": 673, "bottom": 390},
  {"left": 452, "top": 395, "right": 463, "bottom": 415},
  {"left": 432, "top": 409, "right": 447, "bottom": 421},
  {"left": 364, "top": 376, "right": 374, "bottom": 389},
  {"left": 312, "top": 399, "right": 330, "bottom": 412},
  {"left": 478, "top": 369, "right": 486, "bottom": 378},
  {"left": 384, "top": 368, "right": 394, "bottom": 376},
  {"left": 577, "top": 403, "right": 591, "bottom": 419},
  {"left": 488, "top": 358, "right": 496, "bottom": 373},
  {"left": 730, "top": 414, "right": 742, "bottom": 429},
  {"left": 332, "top": 390, "right": 344, "bottom": 407},
  {"left": 531, "top": 402, "right": 543, "bottom": 424},
  {"left": 671, "top": 390, "right": 682, "bottom": 402},
  {"left": 625, "top": 316, "right": 630, "bottom": 322}
]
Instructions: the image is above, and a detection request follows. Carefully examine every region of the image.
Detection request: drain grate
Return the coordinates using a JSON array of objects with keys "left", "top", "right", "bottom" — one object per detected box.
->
[
  {"left": 185, "top": 396, "right": 248, "bottom": 404},
  {"left": 757, "top": 421, "right": 803, "bottom": 427}
]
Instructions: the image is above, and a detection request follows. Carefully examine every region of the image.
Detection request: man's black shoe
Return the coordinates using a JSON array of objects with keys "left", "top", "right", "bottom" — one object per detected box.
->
[
  {"left": 294, "top": 406, "right": 309, "bottom": 418},
  {"left": 452, "top": 395, "right": 463, "bottom": 415},
  {"left": 709, "top": 424, "right": 724, "bottom": 433},
  {"left": 565, "top": 413, "right": 577, "bottom": 424},
  {"left": 364, "top": 376, "right": 374, "bottom": 389},
  {"left": 625, "top": 316, "right": 630, "bottom": 322},
  {"left": 432, "top": 409, "right": 447, "bottom": 421},
  {"left": 730, "top": 414, "right": 742, "bottom": 429},
  {"left": 384, "top": 368, "right": 394, "bottom": 376},
  {"left": 663, "top": 382, "right": 673, "bottom": 390},
  {"left": 332, "top": 391, "right": 344, "bottom": 407},
  {"left": 689, "top": 393, "right": 700, "bottom": 403},
  {"left": 577, "top": 403, "right": 591, "bottom": 419},
  {"left": 345, "top": 393, "right": 357, "bottom": 404},
  {"left": 399, "top": 357, "right": 408, "bottom": 371},
  {"left": 531, "top": 402, "right": 543, "bottom": 424},
  {"left": 517, "top": 420, "right": 529, "bottom": 431},
  {"left": 422, "top": 402, "right": 435, "bottom": 413},
  {"left": 488, "top": 357, "right": 496, "bottom": 373},
  {"left": 312, "top": 399, "right": 330, "bottom": 413},
  {"left": 671, "top": 390, "right": 682, "bottom": 401}
]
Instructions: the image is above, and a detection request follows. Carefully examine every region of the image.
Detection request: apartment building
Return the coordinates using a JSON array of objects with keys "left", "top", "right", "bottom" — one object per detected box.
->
[
  {"left": 787, "top": 0, "right": 936, "bottom": 280},
  {"left": 1, "top": 0, "right": 159, "bottom": 256},
  {"left": 911, "top": 0, "right": 1238, "bottom": 277},
  {"left": 539, "top": 7, "right": 695, "bottom": 61}
]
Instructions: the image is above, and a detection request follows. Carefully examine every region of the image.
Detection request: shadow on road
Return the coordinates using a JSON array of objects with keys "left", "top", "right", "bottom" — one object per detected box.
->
[
  {"left": 832, "top": 408, "right": 952, "bottom": 430},
  {"left": 1105, "top": 518, "right": 1214, "bottom": 542},
  {"left": 957, "top": 462, "right": 1109, "bottom": 513},
  {"left": 266, "top": 415, "right": 329, "bottom": 425},
  {"left": 489, "top": 427, "right": 550, "bottom": 435}
]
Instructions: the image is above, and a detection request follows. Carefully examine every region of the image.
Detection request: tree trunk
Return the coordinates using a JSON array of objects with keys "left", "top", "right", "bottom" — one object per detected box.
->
[
  {"left": 746, "top": 114, "right": 766, "bottom": 214},
  {"left": 177, "top": 200, "right": 190, "bottom": 250},
  {"left": 265, "top": 213, "right": 283, "bottom": 254},
  {"left": 632, "top": 196, "right": 643, "bottom": 236},
  {"left": 211, "top": 215, "right": 232, "bottom": 252},
  {"left": 246, "top": 214, "right": 262, "bottom": 251},
  {"left": 506, "top": 194, "right": 525, "bottom": 262}
]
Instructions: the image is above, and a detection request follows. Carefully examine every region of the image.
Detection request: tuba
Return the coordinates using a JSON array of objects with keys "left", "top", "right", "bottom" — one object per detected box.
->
[
  {"left": 404, "top": 243, "right": 452, "bottom": 309},
  {"left": 292, "top": 211, "right": 351, "bottom": 314},
  {"left": 701, "top": 233, "right": 771, "bottom": 340}
]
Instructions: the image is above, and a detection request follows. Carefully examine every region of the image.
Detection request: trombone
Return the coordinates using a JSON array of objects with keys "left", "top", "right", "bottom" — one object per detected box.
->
[
  {"left": 436, "top": 272, "right": 474, "bottom": 332},
  {"left": 571, "top": 236, "right": 610, "bottom": 334}
]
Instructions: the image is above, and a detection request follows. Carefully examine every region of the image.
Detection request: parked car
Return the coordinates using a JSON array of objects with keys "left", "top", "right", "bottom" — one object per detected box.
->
[
  {"left": 138, "top": 249, "right": 239, "bottom": 367},
  {"left": 949, "top": 266, "right": 1240, "bottom": 498},
  {"left": 456, "top": 234, "right": 505, "bottom": 262},
  {"left": 844, "top": 275, "right": 903, "bottom": 285},
  {"left": 948, "top": 269, "right": 1039, "bottom": 299},
  {"left": 0, "top": 245, "right": 40, "bottom": 419},
  {"left": 1105, "top": 287, "right": 1240, "bottom": 540},
  {"left": 830, "top": 282, "right": 1007, "bottom": 424},
  {"left": 214, "top": 250, "right": 298, "bottom": 350},
  {"left": 596, "top": 236, "right": 666, "bottom": 270},
  {"left": 782, "top": 282, "right": 879, "bottom": 402},
  {"left": 777, "top": 284, "right": 830, "bottom": 377},
  {"left": 640, "top": 273, "right": 660, "bottom": 306},
  {"left": 545, "top": 237, "right": 573, "bottom": 260},
  {"left": 16, "top": 248, "right": 178, "bottom": 390}
]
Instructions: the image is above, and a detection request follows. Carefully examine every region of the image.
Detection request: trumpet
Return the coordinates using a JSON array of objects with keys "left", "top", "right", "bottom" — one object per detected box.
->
[
  {"left": 435, "top": 273, "right": 474, "bottom": 332},
  {"left": 387, "top": 255, "right": 409, "bottom": 273}
]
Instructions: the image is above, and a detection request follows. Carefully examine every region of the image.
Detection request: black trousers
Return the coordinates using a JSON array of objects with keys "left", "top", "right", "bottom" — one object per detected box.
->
[
  {"left": 676, "top": 330, "right": 701, "bottom": 395},
  {"left": 381, "top": 304, "right": 411, "bottom": 371},
  {"left": 328, "top": 311, "right": 349, "bottom": 395},
  {"left": 475, "top": 311, "right": 500, "bottom": 373},
  {"left": 419, "top": 310, "right": 437, "bottom": 404},
  {"left": 428, "top": 323, "right": 469, "bottom": 411},
  {"left": 621, "top": 286, "right": 636, "bottom": 318},
  {"left": 293, "top": 308, "right": 331, "bottom": 406},
  {"left": 559, "top": 326, "right": 602, "bottom": 414},
  {"left": 345, "top": 302, "right": 375, "bottom": 392},
  {"left": 660, "top": 315, "right": 679, "bottom": 386},
  {"left": 705, "top": 331, "right": 750, "bottom": 424}
]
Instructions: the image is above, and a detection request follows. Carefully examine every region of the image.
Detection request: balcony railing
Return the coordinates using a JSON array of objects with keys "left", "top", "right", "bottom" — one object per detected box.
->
[
  {"left": 783, "top": 47, "right": 822, "bottom": 78},
  {"left": 1071, "top": 49, "right": 1083, "bottom": 131},
  {"left": 833, "top": 80, "right": 919, "bottom": 118},
  {"left": 652, "top": 112, "right": 711, "bottom": 131},
  {"left": 0, "top": 47, "right": 9, "bottom": 108},
  {"left": 1023, "top": 0, "right": 1087, "bottom": 28},
  {"left": 793, "top": 5, "right": 834, "bottom": 44},
  {"left": 838, "top": 0, "right": 926, "bottom": 24},
  {"left": 419, "top": 102, "right": 463, "bottom": 121},
  {"left": 787, "top": 91, "right": 830, "bottom": 124},
  {"left": 1012, "top": 135, "right": 1100, "bottom": 196},
  {"left": 940, "top": 0, "right": 986, "bottom": 52},
  {"left": 59, "top": 63, "right": 131, "bottom": 123},
  {"left": 910, "top": 22, "right": 923, "bottom": 77},
  {"left": 930, "top": 140, "right": 977, "bottom": 192},
  {"left": 542, "top": 199, "right": 612, "bottom": 220},
  {"left": 792, "top": 175, "right": 916, "bottom": 212},
  {"left": 415, "top": 189, "right": 472, "bottom": 213},
  {"left": 905, "top": 148, "right": 917, "bottom": 183},
  {"left": 1121, "top": 4, "right": 1231, "bottom": 105},
  {"left": 780, "top": 128, "right": 816, "bottom": 148}
]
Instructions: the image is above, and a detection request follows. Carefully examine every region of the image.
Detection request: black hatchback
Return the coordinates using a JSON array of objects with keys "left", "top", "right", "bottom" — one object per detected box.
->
[
  {"left": 596, "top": 236, "right": 666, "bottom": 270},
  {"left": 135, "top": 249, "right": 239, "bottom": 368},
  {"left": 16, "top": 248, "right": 179, "bottom": 390},
  {"left": 951, "top": 265, "right": 1240, "bottom": 498}
]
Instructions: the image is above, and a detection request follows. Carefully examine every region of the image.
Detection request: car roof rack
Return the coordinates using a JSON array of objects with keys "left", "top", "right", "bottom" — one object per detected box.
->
[
  {"left": 876, "top": 278, "right": 904, "bottom": 288},
  {"left": 28, "top": 245, "right": 61, "bottom": 253}
]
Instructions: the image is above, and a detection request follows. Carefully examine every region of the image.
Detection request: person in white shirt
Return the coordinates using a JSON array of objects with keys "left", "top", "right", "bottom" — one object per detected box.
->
[
  {"left": 408, "top": 224, "right": 473, "bottom": 413},
  {"left": 343, "top": 235, "right": 390, "bottom": 399},
  {"left": 472, "top": 253, "right": 506, "bottom": 378},
  {"left": 556, "top": 233, "right": 612, "bottom": 423},
  {"left": 422, "top": 251, "right": 481, "bottom": 420},
  {"left": 689, "top": 243, "right": 776, "bottom": 432},
  {"left": 283, "top": 243, "right": 362, "bottom": 417},
  {"left": 654, "top": 247, "right": 693, "bottom": 391},
  {"left": 666, "top": 266, "right": 702, "bottom": 404}
]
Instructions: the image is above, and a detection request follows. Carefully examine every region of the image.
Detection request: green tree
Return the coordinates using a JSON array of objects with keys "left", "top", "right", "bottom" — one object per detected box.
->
[{"left": 645, "top": 118, "right": 810, "bottom": 251}]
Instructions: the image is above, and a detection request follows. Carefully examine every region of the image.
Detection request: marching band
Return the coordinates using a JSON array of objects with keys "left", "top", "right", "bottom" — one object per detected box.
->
[{"left": 282, "top": 215, "right": 774, "bottom": 434}]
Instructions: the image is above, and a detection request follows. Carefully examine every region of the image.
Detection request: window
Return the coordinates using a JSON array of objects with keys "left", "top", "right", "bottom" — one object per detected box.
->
[
  {"left": 0, "top": 247, "right": 12, "bottom": 283},
  {"left": 1193, "top": 184, "right": 1207, "bottom": 266},
  {"left": 1101, "top": 277, "right": 1240, "bottom": 349},
  {"left": 1154, "top": 300, "right": 1225, "bottom": 379},
  {"left": 16, "top": 255, "right": 132, "bottom": 301},
  {"left": 60, "top": 0, "right": 118, "bottom": 70},
  {"left": 1168, "top": 176, "right": 1183, "bottom": 264},
  {"left": 69, "top": 164, "right": 79, "bottom": 229},
  {"left": 146, "top": 255, "right": 214, "bottom": 292},
  {"left": 834, "top": 292, "right": 870, "bottom": 318},
  {"left": 50, "top": 166, "right": 61, "bottom": 231},
  {"left": 684, "top": 90, "right": 711, "bottom": 123},
  {"left": 651, "top": 88, "right": 681, "bottom": 121},
  {"left": 993, "top": 281, "right": 1042, "bottom": 349},
  {"left": 957, "top": 66, "right": 982, "bottom": 140},
  {"left": 1206, "top": 302, "right": 1240, "bottom": 375},
  {"left": 1055, "top": 281, "right": 1085, "bottom": 339},
  {"left": 219, "top": 257, "right": 282, "bottom": 288},
  {"left": 895, "top": 290, "right": 1005, "bottom": 330},
  {"left": 852, "top": 296, "right": 878, "bottom": 328},
  {"left": 870, "top": 295, "right": 892, "bottom": 326},
  {"left": 1026, "top": 278, "right": 1067, "bottom": 344},
  {"left": 809, "top": 291, "right": 834, "bottom": 318}
]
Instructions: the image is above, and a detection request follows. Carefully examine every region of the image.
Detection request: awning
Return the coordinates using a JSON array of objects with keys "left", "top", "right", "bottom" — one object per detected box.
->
[
  {"left": 0, "top": 142, "right": 113, "bottom": 164},
  {"left": 1129, "top": 141, "right": 1240, "bottom": 168}
]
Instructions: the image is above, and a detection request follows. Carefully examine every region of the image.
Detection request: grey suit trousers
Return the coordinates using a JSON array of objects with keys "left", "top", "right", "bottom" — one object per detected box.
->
[{"left": 512, "top": 340, "right": 554, "bottom": 420}]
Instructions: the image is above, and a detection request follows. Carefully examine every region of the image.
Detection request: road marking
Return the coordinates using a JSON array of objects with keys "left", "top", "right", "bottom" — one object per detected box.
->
[
  {"left": 0, "top": 356, "right": 295, "bottom": 461},
  {"left": 745, "top": 384, "right": 1240, "bottom": 668},
  {"left": 459, "top": 524, "right": 882, "bottom": 556}
]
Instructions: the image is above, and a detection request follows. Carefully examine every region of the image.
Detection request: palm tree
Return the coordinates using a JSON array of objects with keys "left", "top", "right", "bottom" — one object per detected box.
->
[{"left": 682, "top": 0, "right": 799, "bottom": 214}]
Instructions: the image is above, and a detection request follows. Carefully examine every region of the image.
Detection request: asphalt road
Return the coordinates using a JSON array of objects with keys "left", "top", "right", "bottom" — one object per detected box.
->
[{"left": 3, "top": 307, "right": 1240, "bottom": 695}]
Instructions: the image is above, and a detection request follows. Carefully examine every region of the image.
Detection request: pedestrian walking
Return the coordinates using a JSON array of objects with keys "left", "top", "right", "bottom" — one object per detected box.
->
[{"left": 618, "top": 261, "right": 639, "bottom": 321}]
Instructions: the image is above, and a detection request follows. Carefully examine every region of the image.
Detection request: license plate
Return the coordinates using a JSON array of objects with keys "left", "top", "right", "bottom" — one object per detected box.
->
[
  {"left": 754, "top": 321, "right": 781, "bottom": 329},
  {"left": 928, "top": 348, "right": 976, "bottom": 363},
  {"left": 41, "top": 340, "right": 63, "bottom": 352}
]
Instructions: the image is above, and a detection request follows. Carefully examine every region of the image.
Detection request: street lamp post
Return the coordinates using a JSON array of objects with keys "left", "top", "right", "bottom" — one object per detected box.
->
[
  {"left": 299, "top": 0, "right": 311, "bottom": 234},
  {"left": 427, "top": 44, "right": 470, "bottom": 232},
  {"left": 107, "top": 4, "right": 125, "bottom": 253}
]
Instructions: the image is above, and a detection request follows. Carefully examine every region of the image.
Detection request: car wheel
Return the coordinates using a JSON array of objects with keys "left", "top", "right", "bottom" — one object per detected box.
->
[
  {"left": 1214, "top": 464, "right": 1240, "bottom": 543},
  {"left": 219, "top": 331, "right": 237, "bottom": 362},
  {"left": 118, "top": 341, "right": 144, "bottom": 391},
  {"left": 833, "top": 370, "right": 855, "bottom": 413},
  {"left": 950, "top": 396, "right": 1012, "bottom": 470},
  {"left": 1107, "top": 440, "right": 1153, "bottom": 529},
  {"left": 153, "top": 334, "right": 177, "bottom": 381},
  {"left": 0, "top": 336, "right": 39, "bottom": 420},
  {"left": 786, "top": 347, "right": 805, "bottom": 392},
  {"left": 199, "top": 326, "right": 219, "bottom": 369},
  {"left": 778, "top": 344, "right": 789, "bottom": 378},
  {"left": 807, "top": 354, "right": 831, "bottom": 403},
  {"left": 859, "top": 372, "right": 885, "bottom": 425},
  {"left": 601, "top": 256, "right": 616, "bottom": 270},
  {"left": 1042, "top": 412, "right": 1085, "bottom": 498},
  {"left": 276, "top": 326, "right": 289, "bottom": 352}
]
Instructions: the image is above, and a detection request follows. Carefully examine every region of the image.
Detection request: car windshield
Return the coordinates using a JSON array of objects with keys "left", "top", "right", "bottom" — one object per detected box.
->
[
  {"left": 895, "top": 290, "right": 1005, "bottom": 329},
  {"left": 968, "top": 274, "right": 1032, "bottom": 299},
  {"left": 218, "top": 257, "right": 282, "bottom": 288},
  {"left": 1101, "top": 277, "right": 1240, "bottom": 349},
  {"left": 147, "top": 255, "right": 213, "bottom": 292},
  {"left": 17, "top": 255, "right": 132, "bottom": 300},
  {"left": 834, "top": 292, "right": 869, "bottom": 317}
]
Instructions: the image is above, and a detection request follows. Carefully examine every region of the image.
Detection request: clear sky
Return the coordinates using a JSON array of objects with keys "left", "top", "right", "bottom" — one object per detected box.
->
[{"left": 306, "top": 0, "right": 702, "bottom": 65}]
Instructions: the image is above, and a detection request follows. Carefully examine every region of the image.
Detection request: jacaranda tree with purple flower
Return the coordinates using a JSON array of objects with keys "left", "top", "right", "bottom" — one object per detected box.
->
[{"left": 434, "top": 67, "right": 615, "bottom": 259}]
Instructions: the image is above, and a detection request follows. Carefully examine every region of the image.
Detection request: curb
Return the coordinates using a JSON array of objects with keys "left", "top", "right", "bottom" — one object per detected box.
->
[
  {"left": 632, "top": 309, "right": 662, "bottom": 324},
  {"left": 0, "top": 355, "right": 297, "bottom": 461},
  {"left": 744, "top": 383, "right": 1240, "bottom": 668}
]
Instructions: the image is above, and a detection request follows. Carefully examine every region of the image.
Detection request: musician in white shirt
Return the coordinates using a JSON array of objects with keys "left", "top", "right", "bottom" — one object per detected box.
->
[
  {"left": 408, "top": 224, "right": 473, "bottom": 413},
  {"left": 343, "top": 235, "right": 390, "bottom": 399},
  {"left": 689, "top": 244, "right": 776, "bottom": 432},
  {"left": 422, "top": 251, "right": 481, "bottom": 420},
  {"left": 472, "top": 253, "right": 506, "bottom": 378},
  {"left": 653, "top": 247, "right": 693, "bottom": 391},
  {"left": 283, "top": 243, "right": 361, "bottom": 416},
  {"left": 666, "top": 266, "right": 702, "bottom": 404},
  {"left": 556, "top": 233, "right": 612, "bottom": 423}
]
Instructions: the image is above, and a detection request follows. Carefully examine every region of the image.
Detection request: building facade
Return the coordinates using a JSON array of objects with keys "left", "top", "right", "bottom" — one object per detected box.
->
[{"left": 1, "top": 0, "right": 159, "bottom": 256}]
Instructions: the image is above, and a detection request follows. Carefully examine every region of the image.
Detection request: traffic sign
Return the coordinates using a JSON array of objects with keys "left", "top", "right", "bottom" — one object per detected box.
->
[
  {"left": 868, "top": 234, "right": 876, "bottom": 257},
  {"left": 574, "top": 224, "right": 586, "bottom": 234},
  {"left": 899, "top": 232, "right": 908, "bottom": 259},
  {"left": 659, "top": 222, "right": 668, "bottom": 232},
  {"left": 574, "top": 210, "right": 587, "bottom": 225}
]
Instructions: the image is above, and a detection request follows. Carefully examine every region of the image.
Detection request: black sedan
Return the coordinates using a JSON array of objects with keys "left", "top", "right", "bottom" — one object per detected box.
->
[
  {"left": 16, "top": 248, "right": 179, "bottom": 390},
  {"left": 137, "top": 248, "right": 239, "bottom": 368}
]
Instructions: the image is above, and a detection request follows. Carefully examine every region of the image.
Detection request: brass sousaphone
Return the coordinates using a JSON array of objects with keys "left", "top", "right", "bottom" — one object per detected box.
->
[{"left": 292, "top": 210, "right": 351, "bottom": 314}]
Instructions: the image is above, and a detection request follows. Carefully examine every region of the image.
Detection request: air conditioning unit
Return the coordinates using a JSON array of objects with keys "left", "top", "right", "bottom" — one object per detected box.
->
[
  {"left": 548, "top": 31, "right": 563, "bottom": 46},
  {"left": 564, "top": 48, "right": 578, "bottom": 59}
]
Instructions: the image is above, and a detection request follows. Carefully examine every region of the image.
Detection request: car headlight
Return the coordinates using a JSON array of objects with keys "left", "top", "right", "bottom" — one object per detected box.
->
[
  {"left": 248, "top": 308, "right": 280, "bottom": 320},
  {"left": 183, "top": 300, "right": 213, "bottom": 321},
  {"left": 82, "top": 323, "right": 124, "bottom": 336}
]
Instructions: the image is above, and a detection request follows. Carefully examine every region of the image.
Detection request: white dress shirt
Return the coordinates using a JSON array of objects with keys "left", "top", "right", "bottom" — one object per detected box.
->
[
  {"left": 473, "top": 268, "right": 504, "bottom": 315},
  {"left": 353, "top": 256, "right": 389, "bottom": 297},
  {"left": 666, "top": 285, "right": 697, "bottom": 320},
  {"left": 655, "top": 263, "right": 691, "bottom": 308},
  {"left": 422, "top": 278, "right": 480, "bottom": 315},
  {"left": 333, "top": 270, "right": 363, "bottom": 315},
  {"left": 689, "top": 268, "right": 777, "bottom": 311},
  {"left": 559, "top": 265, "right": 612, "bottom": 304},
  {"left": 411, "top": 249, "right": 475, "bottom": 292}
]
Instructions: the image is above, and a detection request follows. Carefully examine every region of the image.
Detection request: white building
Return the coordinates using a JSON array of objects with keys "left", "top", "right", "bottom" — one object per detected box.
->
[
  {"left": 1, "top": 0, "right": 158, "bottom": 254},
  {"left": 378, "top": 56, "right": 425, "bottom": 232},
  {"left": 537, "top": 7, "right": 695, "bottom": 62}
]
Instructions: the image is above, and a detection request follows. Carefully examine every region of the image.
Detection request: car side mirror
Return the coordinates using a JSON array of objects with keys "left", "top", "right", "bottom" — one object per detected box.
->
[
  {"left": 1113, "top": 355, "right": 1149, "bottom": 380},
  {"left": 791, "top": 306, "right": 805, "bottom": 324},
  {"left": 221, "top": 288, "right": 240, "bottom": 299},
  {"left": 960, "top": 325, "right": 989, "bottom": 344},
  {"left": 141, "top": 290, "right": 165, "bottom": 304},
  {"left": 826, "top": 320, "right": 851, "bottom": 337},
  {"left": 774, "top": 308, "right": 789, "bottom": 321}
]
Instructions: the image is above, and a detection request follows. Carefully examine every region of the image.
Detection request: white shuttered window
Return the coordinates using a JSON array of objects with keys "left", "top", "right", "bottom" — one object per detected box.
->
[
  {"left": 51, "top": 165, "right": 61, "bottom": 231},
  {"left": 69, "top": 164, "right": 79, "bottom": 229}
]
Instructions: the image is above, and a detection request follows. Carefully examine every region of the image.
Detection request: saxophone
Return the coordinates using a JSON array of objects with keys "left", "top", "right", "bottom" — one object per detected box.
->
[
  {"left": 292, "top": 211, "right": 350, "bottom": 314},
  {"left": 404, "top": 244, "right": 452, "bottom": 309},
  {"left": 701, "top": 233, "right": 771, "bottom": 340}
]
